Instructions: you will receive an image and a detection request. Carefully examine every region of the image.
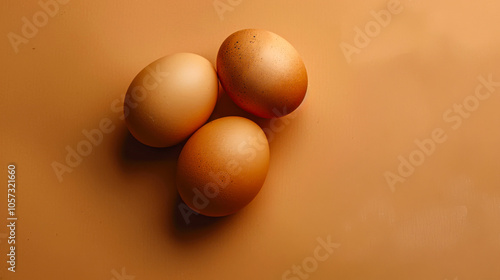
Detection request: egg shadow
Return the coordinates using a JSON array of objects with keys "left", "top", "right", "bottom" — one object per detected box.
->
[
  {"left": 120, "top": 128, "right": 183, "bottom": 163},
  {"left": 117, "top": 123, "right": 183, "bottom": 184},
  {"left": 169, "top": 194, "right": 237, "bottom": 243}
]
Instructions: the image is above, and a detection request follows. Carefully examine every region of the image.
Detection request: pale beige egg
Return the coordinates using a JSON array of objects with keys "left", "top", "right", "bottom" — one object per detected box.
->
[{"left": 124, "top": 53, "right": 218, "bottom": 147}]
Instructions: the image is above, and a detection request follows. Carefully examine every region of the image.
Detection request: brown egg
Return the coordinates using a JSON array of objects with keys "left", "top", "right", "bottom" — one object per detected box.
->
[
  {"left": 176, "top": 116, "right": 270, "bottom": 217},
  {"left": 217, "top": 29, "right": 308, "bottom": 118},
  {"left": 124, "top": 53, "right": 218, "bottom": 148}
]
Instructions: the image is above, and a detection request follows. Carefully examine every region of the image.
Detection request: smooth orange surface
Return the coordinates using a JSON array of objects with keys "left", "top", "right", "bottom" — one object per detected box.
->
[
  {"left": 176, "top": 116, "right": 270, "bottom": 217},
  {"left": 1, "top": 1, "right": 500, "bottom": 279},
  {"left": 125, "top": 53, "right": 219, "bottom": 148}
]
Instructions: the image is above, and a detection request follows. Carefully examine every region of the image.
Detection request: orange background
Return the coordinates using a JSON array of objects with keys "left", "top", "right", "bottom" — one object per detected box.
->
[{"left": 1, "top": 0, "right": 500, "bottom": 279}]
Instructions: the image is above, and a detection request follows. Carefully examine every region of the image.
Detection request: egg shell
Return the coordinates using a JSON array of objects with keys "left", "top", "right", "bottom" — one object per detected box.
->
[
  {"left": 217, "top": 29, "right": 308, "bottom": 118},
  {"left": 176, "top": 116, "right": 270, "bottom": 217},
  {"left": 125, "top": 53, "right": 218, "bottom": 148}
]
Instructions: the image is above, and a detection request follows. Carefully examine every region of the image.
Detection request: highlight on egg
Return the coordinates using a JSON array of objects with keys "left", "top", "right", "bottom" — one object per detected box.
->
[
  {"left": 124, "top": 53, "right": 219, "bottom": 148},
  {"left": 176, "top": 116, "right": 270, "bottom": 217},
  {"left": 217, "top": 29, "right": 308, "bottom": 118}
]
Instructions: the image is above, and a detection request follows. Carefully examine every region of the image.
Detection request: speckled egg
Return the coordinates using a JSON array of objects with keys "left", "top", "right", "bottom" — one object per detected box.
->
[{"left": 217, "top": 29, "right": 308, "bottom": 118}]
